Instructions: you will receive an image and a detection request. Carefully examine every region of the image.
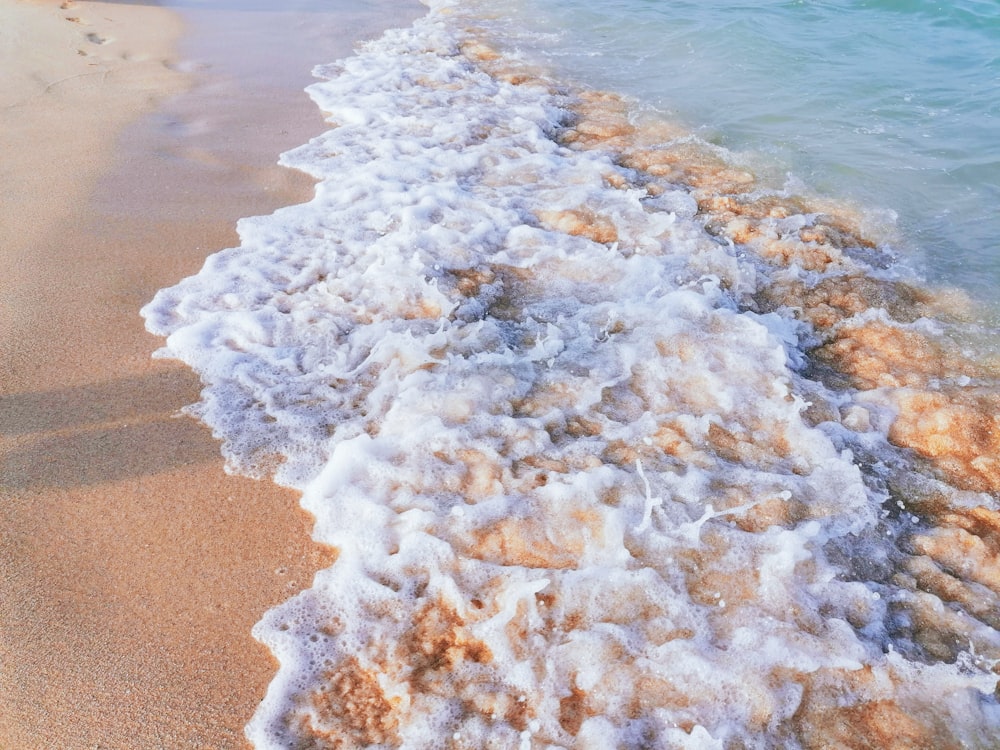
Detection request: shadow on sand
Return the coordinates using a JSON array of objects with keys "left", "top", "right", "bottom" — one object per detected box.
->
[{"left": 0, "top": 366, "right": 224, "bottom": 492}]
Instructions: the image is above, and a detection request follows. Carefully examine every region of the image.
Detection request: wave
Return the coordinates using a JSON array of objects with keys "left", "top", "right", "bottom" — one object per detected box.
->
[{"left": 143, "top": 1, "right": 1000, "bottom": 747}]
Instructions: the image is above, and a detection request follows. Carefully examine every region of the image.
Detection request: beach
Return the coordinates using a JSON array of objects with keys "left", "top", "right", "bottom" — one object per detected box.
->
[
  {"left": 5, "top": 0, "right": 1000, "bottom": 747},
  {"left": 0, "top": 1, "right": 416, "bottom": 746}
]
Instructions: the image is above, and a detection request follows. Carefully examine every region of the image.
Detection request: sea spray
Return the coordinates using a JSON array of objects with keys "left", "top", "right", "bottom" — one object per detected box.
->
[{"left": 144, "top": 1, "right": 1000, "bottom": 746}]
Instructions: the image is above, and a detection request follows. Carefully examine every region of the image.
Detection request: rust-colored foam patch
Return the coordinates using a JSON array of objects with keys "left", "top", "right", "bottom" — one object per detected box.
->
[
  {"left": 299, "top": 657, "right": 402, "bottom": 749},
  {"left": 813, "top": 321, "right": 962, "bottom": 389},
  {"left": 888, "top": 390, "right": 1000, "bottom": 493},
  {"left": 911, "top": 509, "right": 1000, "bottom": 596},
  {"left": 791, "top": 667, "right": 954, "bottom": 750},
  {"left": 403, "top": 599, "right": 493, "bottom": 686},
  {"left": 754, "top": 274, "right": 932, "bottom": 330},
  {"left": 536, "top": 208, "right": 619, "bottom": 245}
]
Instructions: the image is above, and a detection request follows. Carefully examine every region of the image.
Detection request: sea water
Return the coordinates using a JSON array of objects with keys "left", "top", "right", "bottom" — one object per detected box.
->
[
  {"left": 143, "top": 0, "right": 1000, "bottom": 747},
  {"left": 486, "top": 0, "right": 1000, "bottom": 304}
]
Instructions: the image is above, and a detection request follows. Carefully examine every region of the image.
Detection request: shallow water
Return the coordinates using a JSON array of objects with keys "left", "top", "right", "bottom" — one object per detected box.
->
[
  {"left": 490, "top": 0, "right": 1000, "bottom": 303},
  {"left": 144, "top": 0, "right": 1000, "bottom": 747}
]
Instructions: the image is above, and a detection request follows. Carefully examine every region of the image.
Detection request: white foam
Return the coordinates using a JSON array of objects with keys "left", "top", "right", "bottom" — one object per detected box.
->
[{"left": 143, "top": 0, "right": 1000, "bottom": 746}]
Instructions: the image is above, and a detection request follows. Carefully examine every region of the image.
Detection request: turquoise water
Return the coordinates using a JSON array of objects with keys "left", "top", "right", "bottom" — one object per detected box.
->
[{"left": 493, "top": 0, "right": 1000, "bottom": 300}]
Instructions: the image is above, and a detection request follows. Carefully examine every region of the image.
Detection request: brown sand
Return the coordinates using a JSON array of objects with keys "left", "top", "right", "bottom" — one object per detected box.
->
[{"left": 0, "top": 0, "right": 415, "bottom": 747}]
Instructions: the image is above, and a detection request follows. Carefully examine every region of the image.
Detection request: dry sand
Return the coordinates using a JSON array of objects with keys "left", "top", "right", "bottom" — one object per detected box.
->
[{"left": 0, "top": 0, "right": 417, "bottom": 746}]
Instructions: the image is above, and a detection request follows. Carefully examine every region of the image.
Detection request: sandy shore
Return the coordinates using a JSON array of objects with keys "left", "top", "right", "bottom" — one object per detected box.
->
[{"left": 0, "top": 0, "right": 418, "bottom": 746}]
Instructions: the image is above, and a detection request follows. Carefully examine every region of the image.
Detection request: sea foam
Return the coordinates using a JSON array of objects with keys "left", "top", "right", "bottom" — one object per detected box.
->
[{"left": 143, "top": 0, "right": 1000, "bottom": 747}]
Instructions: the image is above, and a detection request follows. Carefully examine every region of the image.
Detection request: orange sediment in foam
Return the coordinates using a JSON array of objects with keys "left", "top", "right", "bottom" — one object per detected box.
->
[
  {"left": 552, "top": 56, "right": 1000, "bottom": 497},
  {"left": 149, "top": 16, "right": 1000, "bottom": 747},
  {"left": 461, "top": 35, "right": 1000, "bottom": 744}
]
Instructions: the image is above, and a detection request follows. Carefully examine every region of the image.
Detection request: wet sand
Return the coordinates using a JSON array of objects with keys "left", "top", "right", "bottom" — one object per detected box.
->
[{"left": 0, "top": 0, "right": 419, "bottom": 746}]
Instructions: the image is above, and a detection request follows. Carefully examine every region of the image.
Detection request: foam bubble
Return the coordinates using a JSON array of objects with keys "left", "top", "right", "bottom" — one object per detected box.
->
[{"left": 143, "top": 0, "right": 1000, "bottom": 746}]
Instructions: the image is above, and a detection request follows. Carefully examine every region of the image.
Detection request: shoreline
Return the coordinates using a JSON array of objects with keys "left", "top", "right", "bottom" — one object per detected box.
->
[
  {"left": 150, "top": 6, "right": 1000, "bottom": 747},
  {"left": 0, "top": 0, "right": 421, "bottom": 746},
  {"left": 4, "top": 0, "right": 999, "bottom": 746}
]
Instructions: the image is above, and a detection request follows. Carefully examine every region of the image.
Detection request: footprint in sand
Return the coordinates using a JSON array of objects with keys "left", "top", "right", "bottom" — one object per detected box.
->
[{"left": 63, "top": 5, "right": 112, "bottom": 46}]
